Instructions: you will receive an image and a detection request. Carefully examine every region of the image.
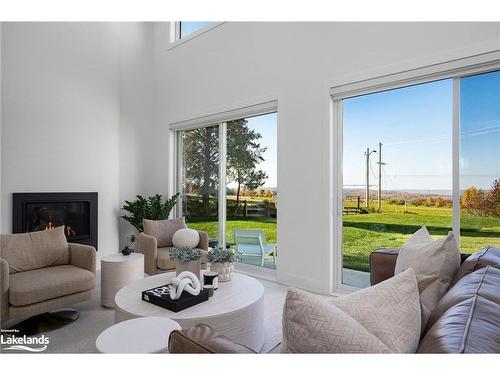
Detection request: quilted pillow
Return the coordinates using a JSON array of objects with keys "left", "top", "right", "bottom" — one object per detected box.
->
[
  {"left": 282, "top": 268, "right": 421, "bottom": 353},
  {"left": 394, "top": 227, "right": 460, "bottom": 328}
]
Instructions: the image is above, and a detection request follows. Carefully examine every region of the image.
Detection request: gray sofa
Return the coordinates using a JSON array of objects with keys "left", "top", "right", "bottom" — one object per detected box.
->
[{"left": 0, "top": 226, "right": 96, "bottom": 320}]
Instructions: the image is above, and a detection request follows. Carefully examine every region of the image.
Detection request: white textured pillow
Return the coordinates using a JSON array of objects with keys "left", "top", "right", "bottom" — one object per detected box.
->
[
  {"left": 282, "top": 268, "right": 421, "bottom": 353},
  {"left": 172, "top": 228, "right": 200, "bottom": 249},
  {"left": 395, "top": 227, "right": 460, "bottom": 328}
]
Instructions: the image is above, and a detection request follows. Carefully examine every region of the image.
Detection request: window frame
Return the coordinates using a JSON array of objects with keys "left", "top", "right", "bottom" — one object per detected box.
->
[
  {"left": 171, "top": 100, "right": 278, "bottom": 270},
  {"left": 169, "top": 21, "right": 225, "bottom": 49},
  {"left": 330, "top": 55, "right": 500, "bottom": 293}
]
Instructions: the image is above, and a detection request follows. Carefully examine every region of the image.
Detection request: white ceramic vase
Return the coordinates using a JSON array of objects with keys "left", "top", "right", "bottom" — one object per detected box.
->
[{"left": 209, "top": 262, "right": 234, "bottom": 282}]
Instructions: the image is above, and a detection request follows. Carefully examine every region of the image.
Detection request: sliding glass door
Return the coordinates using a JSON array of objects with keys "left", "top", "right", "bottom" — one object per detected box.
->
[
  {"left": 459, "top": 70, "right": 500, "bottom": 251},
  {"left": 179, "top": 125, "right": 220, "bottom": 240},
  {"left": 178, "top": 112, "right": 278, "bottom": 269},
  {"left": 342, "top": 80, "right": 453, "bottom": 287},
  {"left": 339, "top": 69, "right": 499, "bottom": 288}
]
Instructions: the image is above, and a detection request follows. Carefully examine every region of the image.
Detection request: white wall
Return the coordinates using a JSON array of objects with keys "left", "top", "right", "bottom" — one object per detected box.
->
[
  {"left": 1, "top": 22, "right": 155, "bottom": 259},
  {"left": 154, "top": 22, "right": 500, "bottom": 293},
  {"left": 117, "top": 23, "right": 156, "bottom": 250}
]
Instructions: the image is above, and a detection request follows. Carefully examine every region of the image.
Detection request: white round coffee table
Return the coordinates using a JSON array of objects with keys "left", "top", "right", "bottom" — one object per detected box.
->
[
  {"left": 101, "top": 253, "right": 144, "bottom": 307},
  {"left": 115, "top": 272, "right": 265, "bottom": 352},
  {"left": 96, "top": 317, "right": 181, "bottom": 353}
]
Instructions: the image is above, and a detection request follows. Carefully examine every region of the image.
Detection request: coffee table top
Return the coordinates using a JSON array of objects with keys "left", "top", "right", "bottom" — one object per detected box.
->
[
  {"left": 115, "top": 272, "right": 264, "bottom": 320},
  {"left": 96, "top": 317, "right": 181, "bottom": 353}
]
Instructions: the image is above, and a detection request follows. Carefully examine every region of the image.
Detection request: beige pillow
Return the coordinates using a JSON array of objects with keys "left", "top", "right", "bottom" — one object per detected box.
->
[
  {"left": 1, "top": 226, "right": 69, "bottom": 273},
  {"left": 394, "top": 227, "right": 460, "bottom": 328},
  {"left": 143, "top": 217, "right": 187, "bottom": 247},
  {"left": 282, "top": 268, "right": 421, "bottom": 353}
]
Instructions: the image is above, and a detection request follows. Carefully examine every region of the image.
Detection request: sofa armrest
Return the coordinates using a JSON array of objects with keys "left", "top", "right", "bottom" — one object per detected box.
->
[
  {"left": 369, "top": 248, "right": 399, "bottom": 285},
  {"left": 138, "top": 233, "right": 158, "bottom": 275},
  {"left": 0, "top": 258, "right": 9, "bottom": 319},
  {"left": 196, "top": 231, "right": 209, "bottom": 251},
  {"left": 168, "top": 323, "right": 255, "bottom": 353},
  {"left": 68, "top": 243, "right": 96, "bottom": 275}
]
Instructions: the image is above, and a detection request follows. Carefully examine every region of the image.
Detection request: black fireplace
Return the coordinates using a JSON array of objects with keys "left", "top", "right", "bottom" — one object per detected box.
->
[{"left": 13, "top": 192, "right": 98, "bottom": 249}]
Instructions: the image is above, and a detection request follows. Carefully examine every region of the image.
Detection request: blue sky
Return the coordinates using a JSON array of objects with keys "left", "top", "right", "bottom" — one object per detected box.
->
[
  {"left": 460, "top": 70, "right": 500, "bottom": 190},
  {"left": 242, "top": 112, "right": 277, "bottom": 188},
  {"left": 343, "top": 71, "right": 499, "bottom": 192},
  {"left": 180, "top": 22, "right": 214, "bottom": 39}
]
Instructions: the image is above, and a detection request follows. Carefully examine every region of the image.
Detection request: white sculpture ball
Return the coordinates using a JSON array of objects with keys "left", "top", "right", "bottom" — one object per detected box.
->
[{"left": 172, "top": 228, "right": 200, "bottom": 249}]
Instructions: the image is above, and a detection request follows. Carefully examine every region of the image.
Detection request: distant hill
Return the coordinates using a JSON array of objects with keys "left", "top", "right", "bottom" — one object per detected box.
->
[{"left": 343, "top": 188, "right": 452, "bottom": 199}]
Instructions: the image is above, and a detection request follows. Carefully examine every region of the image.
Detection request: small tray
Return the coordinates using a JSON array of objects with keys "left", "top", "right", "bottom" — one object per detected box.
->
[{"left": 142, "top": 284, "right": 209, "bottom": 313}]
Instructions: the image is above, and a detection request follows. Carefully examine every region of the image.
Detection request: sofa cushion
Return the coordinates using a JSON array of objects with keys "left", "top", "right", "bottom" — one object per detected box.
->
[
  {"left": 282, "top": 268, "right": 421, "bottom": 353},
  {"left": 418, "top": 266, "right": 500, "bottom": 353},
  {"left": 9, "top": 264, "right": 95, "bottom": 306},
  {"left": 394, "top": 227, "right": 460, "bottom": 328},
  {"left": 1, "top": 226, "right": 69, "bottom": 274},
  {"left": 451, "top": 246, "right": 500, "bottom": 286},
  {"left": 426, "top": 266, "right": 500, "bottom": 329},
  {"left": 157, "top": 247, "right": 209, "bottom": 270},
  {"left": 143, "top": 218, "right": 187, "bottom": 247}
]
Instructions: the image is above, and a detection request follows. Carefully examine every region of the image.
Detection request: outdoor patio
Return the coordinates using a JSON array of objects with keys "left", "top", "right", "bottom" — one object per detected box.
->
[{"left": 238, "top": 255, "right": 370, "bottom": 288}]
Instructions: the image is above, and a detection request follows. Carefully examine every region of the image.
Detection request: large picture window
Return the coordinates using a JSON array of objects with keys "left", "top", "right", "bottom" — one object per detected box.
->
[
  {"left": 177, "top": 112, "right": 278, "bottom": 269},
  {"left": 337, "top": 69, "right": 499, "bottom": 288}
]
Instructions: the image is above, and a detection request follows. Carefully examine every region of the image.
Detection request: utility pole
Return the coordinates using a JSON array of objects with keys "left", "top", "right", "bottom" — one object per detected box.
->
[
  {"left": 365, "top": 147, "right": 376, "bottom": 209},
  {"left": 377, "top": 142, "right": 386, "bottom": 212}
]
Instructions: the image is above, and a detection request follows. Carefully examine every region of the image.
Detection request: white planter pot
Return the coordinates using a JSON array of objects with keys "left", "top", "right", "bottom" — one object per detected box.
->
[
  {"left": 209, "top": 262, "right": 234, "bottom": 282},
  {"left": 175, "top": 259, "right": 201, "bottom": 280}
]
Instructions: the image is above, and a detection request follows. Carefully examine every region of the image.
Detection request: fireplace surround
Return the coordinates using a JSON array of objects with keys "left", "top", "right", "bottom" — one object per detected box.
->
[{"left": 13, "top": 192, "right": 98, "bottom": 249}]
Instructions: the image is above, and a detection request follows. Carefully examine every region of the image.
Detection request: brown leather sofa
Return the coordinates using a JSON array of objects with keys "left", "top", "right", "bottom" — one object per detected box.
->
[{"left": 168, "top": 246, "right": 500, "bottom": 353}]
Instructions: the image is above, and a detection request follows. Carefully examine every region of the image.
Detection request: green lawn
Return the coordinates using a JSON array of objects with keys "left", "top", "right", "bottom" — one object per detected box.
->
[
  {"left": 186, "top": 203, "right": 500, "bottom": 273},
  {"left": 343, "top": 204, "right": 500, "bottom": 271},
  {"left": 187, "top": 216, "right": 277, "bottom": 244}
]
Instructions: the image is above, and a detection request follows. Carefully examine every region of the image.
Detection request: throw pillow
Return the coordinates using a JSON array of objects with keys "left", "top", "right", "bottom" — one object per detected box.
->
[
  {"left": 143, "top": 217, "right": 187, "bottom": 247},
  {"left": 282, "top": 268, "right": 421, "bottom": 353},
  {"left": 172, "top": 228, "right": 200, "bottom": 249},
  {"left": 1, "top": 226, "right": 69, "bottom": 273},
  {"left": 394, "top": 227, "right": 460, "bottom": 328}
]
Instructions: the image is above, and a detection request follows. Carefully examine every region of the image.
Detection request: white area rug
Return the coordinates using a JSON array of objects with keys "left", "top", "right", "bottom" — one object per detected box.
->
[{"left": 3, "top": 272, "right": 287, "bottom": 353}]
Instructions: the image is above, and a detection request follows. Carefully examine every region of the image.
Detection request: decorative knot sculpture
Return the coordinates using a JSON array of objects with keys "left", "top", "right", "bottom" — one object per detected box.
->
[{"left": 169, "top": 271, "right": 201, "bottom": 300}]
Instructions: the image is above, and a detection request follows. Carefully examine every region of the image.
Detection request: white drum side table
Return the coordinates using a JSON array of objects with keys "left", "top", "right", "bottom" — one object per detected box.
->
[
  {"left": 101, "top": 253, "right": 144, "bottom": 307},
  {"left": 96, "top": 317, "right": 181, "bottom": 353}
]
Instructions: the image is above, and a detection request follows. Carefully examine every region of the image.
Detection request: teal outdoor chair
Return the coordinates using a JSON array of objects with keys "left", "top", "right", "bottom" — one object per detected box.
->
[{"left": 232, "top": 229, "right": 276, "bottom": 267}]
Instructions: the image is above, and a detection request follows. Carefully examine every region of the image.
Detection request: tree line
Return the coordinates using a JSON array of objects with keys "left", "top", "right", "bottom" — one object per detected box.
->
[
  {"left": 183, "top": 119, "right": 268, "bottom": 217},
  {"left": 461, "top": 179, "right": 499, "bottom": 218}
]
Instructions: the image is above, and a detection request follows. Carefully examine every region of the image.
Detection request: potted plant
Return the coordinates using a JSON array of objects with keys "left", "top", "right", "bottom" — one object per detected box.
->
[
  {"left": 121, "top": 193, "right": 180, "bottom": 232},
  {"left": 208, "top": 247, "right": 237, "bottom": 282},
  {"left": 169, "top": 246, "right": 202, "bottom": 280}
]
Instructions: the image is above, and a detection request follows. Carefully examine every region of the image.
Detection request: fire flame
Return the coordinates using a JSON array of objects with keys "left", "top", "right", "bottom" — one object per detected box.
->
[{"left": 45, "top": 222, "right": 74, "bottom": 236}]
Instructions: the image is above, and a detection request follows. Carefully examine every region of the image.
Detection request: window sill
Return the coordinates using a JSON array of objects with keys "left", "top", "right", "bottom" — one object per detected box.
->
[{"left": 168, "top": 22, "right": 226, "bottom": 51}]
